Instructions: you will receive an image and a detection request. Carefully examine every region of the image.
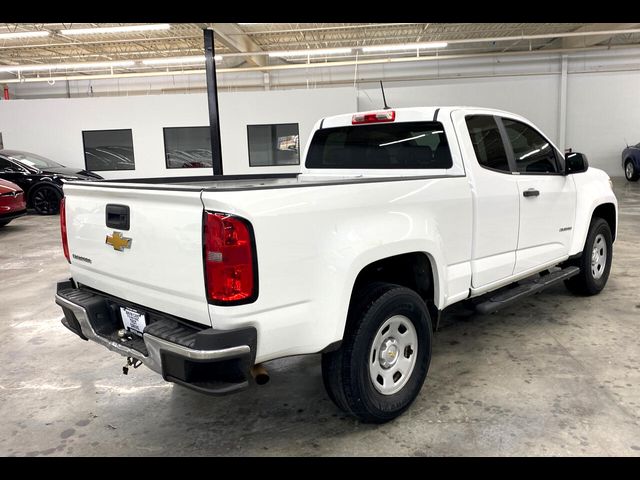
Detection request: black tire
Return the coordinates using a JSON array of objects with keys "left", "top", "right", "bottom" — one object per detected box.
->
[
  {"left": 321, "top": 283, "right": 432, "bottom": 423},
  {"left": 30, "top": 184, "right": 62, "bottom": 215},
  {"left": 0, "top": 219, "right": 11, "bottom": 227},
  {"left": 625, "top": 159, "right": 640, "bottom": 182},
  {"left": 564, "top": 218, "right": 613, "bottom": 296}
]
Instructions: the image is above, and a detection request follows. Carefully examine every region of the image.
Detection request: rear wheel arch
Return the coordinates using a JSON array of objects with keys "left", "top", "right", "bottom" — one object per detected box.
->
[{"left": 346, "top": 252, "right": 439, "bottom": 333}]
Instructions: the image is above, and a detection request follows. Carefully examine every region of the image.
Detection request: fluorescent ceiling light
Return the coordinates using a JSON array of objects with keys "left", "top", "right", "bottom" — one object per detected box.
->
[
  {"left": 268, "top": 47, "right": 352, "bottom": 57},
  {"left": 142, "top": 55, "right": 205, "bottom": 65},
  {"left": 60, "top": 24, "right": 171, "bottom": 36},
  {"left": 362, "top": 42, "right": 448, "bottom": 52},
  {"left": 0, "top": 60, "right": 135, "bottom": 73},
  {"left": 0, "top": 31, "right": 50, "bottom": 40}
]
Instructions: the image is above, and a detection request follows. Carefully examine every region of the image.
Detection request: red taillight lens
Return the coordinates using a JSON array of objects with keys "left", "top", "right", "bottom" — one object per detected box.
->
[
  {"left": 204, "top": 212, "right": 257, "bottom": 304},
  {"left": 352, "top": 110, "right": 396, "bottom": 124},
  {"left": 60, "top": 196, "right": 70, "bottom": 263}
]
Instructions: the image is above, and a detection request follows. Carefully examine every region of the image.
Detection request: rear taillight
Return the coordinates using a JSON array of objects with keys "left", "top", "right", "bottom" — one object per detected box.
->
[
  {"left": 60, "top": 196, "right": 70, "bottom": 263},
  {"left": 352, "top": 110, "right": 395, "bottom": 124},
  {"left": 203, "top": 212, "right": 257, "bottom": 304}
]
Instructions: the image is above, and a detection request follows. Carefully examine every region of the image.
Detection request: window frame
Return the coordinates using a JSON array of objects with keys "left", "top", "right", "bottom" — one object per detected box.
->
[
  {"left": 496, "top": 116, "right": 565, "bottom": 176},
  {"left": 246, "top": 123, "right": 301, "bottom": 167},
  {"left": 162, "top": 126, "right": 213, "bottom": 170},
  {"left": 464, "top": 114, "right": 565, "bottom": 176},
  {"left": 81, "top": 128, "right": 136, "bottom": 172}
]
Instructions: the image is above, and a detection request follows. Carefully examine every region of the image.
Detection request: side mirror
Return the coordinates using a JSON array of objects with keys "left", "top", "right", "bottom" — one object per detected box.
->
[{"left": 565, "top": 152, "right": 589, "bottom": 174}]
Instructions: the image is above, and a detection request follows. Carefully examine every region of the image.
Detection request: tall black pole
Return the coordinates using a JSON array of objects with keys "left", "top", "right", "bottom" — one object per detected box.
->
[{"left": 204, "top": 28, "right": 223, "bottom": 176}]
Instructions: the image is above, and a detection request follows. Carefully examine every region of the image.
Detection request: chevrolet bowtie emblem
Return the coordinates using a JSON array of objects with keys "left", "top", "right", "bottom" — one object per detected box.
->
[{"left": 106, "top": 231, "right": 132, "bottom": 252}]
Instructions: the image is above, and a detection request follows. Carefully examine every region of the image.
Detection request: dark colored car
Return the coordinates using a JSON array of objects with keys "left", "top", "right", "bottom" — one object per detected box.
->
[
  {"left": 0, "top": 178, "right": 27, "bottom": 227},
  {"left": 0, "top": 150, "right": 103, "bottom": 215},
  {"left": 622, "top": 143, "right": 640, "bottom": 182}
]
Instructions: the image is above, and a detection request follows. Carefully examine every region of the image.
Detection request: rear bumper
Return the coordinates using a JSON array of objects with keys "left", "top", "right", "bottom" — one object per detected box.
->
[{"left": 55, "top": 280, "right": 257, "bottom": 395}]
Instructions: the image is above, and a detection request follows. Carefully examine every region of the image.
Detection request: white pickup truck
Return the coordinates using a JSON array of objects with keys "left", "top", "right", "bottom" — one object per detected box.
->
[{"left": 56, "top": 106, "right": 617, "bottom": 423}]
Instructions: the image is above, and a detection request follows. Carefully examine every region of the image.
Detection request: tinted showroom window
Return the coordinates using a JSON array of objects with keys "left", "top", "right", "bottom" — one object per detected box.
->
[
  {"left": 502, "top": 118, "right": 559, "bottom": 174},
  {"left": 305, "top": 121, "right": 453, "bottom": 169},
  {"left": 83, "top": 129, "right": 135, "bottom": 171},
  {"left": 465, "top": 115, "right": 510, "bottom": 173},
  {"left": 164, "top": 127, "right": 212, "bottom": 169},
  {"left": 247, "top": 124, "right": 300, "bottom": 166}
]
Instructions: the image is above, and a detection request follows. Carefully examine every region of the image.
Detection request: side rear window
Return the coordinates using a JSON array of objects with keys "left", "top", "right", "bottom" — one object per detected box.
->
[
  {"left": 0, "top": 157, "right": 13, "bottom": 170},
  {"left": 465, "top": 115, "right": 511, "bottom": 173},
  {"left": 305, "top": 121, "right": 453, "bottom": 169}
]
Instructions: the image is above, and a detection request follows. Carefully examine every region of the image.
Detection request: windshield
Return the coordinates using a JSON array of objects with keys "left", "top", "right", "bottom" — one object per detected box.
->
[
  {"left": 2, "top": 150, "right": 64, "bottom": 169},
  {"left": 306, "top": 121, "right": 453, "bottom": 169}
]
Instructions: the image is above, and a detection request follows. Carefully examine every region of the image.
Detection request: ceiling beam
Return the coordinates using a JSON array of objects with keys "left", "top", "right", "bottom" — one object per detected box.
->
[
  {"left": 543, "top": 23, "right": 640, "bottom": 49},
  {"left": 210, "top": 23, "right": 267, "bottom": 68}
]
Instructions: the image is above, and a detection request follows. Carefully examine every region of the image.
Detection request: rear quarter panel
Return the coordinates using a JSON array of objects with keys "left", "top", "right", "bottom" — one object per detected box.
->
[{"left": 202, "top": 177, "right": 472, "bottom": 363}]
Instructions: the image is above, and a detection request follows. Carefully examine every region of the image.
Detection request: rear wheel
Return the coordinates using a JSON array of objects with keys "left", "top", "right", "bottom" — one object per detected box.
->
[
  {"left": 564, "top": 218, "right": 613, "bottom": 295},
  {"left": 625, "top": 160, "right": 639, "bottom": 181},
  {"left": 0, "top": 219, "right": 11, "bottom": 227},
  {"left": 31, "top": 185, "right": 62, "bottom": 215},
  {"left": 321, "top": 283, "right": 432, "bottom": 423}
]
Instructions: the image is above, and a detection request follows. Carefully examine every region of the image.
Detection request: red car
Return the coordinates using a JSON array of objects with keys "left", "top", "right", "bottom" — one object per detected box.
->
[{"left": 0, "top": 178, "right": 27, "bottom": 227}]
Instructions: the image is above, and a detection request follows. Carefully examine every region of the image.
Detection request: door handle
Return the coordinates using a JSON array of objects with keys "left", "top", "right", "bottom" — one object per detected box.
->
[{"left": 523, "top": 188, "right": 540, "bottom": 198}]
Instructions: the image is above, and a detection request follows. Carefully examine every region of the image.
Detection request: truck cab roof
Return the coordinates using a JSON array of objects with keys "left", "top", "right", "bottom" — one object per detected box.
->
[{"left": 318, "top": 106, "right": 528, "bottom": 130}]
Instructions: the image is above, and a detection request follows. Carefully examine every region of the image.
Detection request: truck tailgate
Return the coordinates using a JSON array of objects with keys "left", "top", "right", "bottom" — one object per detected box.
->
[{"left": 63, "top": 184, "right": 210, "bottom": 327}]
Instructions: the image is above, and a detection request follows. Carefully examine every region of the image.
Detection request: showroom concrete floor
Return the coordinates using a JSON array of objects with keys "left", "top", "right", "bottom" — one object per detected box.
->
[{"left": 0, "top": 178, "right": 639, "bottom": 457}]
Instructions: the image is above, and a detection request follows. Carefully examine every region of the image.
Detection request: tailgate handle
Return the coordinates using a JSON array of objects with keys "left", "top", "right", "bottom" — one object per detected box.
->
[{"left": 106, "top": 204, "right": 130, "bottom": 231}]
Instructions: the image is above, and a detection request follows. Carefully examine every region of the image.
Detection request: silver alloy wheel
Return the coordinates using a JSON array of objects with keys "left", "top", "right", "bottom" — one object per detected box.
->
[
  {"left": 626, "top": 162, "right": 634, "bottom": 179},
  {"left": 591, "top": 233, "right": 607, "bottom": 280},
  {"left": 368, "top": 315, "right": 418, "bottom": 396}
]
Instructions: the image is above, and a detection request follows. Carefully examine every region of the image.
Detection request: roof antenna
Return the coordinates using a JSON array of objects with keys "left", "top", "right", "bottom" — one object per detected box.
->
[
  {"left": 380, "top": 80, "right": 391, "bottom": 110},
  {"left": 624, "top": 137, "right": 629, "bottom": 148}
]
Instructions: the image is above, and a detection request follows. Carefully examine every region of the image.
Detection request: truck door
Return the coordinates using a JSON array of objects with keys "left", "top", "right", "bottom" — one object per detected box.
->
[
  {"left": 458, "top": 114, "right": 520, "bottom": 288},
  {"left": 498, "top": 117, "right": 577, "bottom": 274}
]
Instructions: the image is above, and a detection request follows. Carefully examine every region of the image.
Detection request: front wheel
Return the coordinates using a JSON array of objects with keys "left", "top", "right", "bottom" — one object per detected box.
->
[
  {"left": 322, "top": 283, "right": 432, "bottom": 423},
  {"left": 625, "top": 160, "right": 639, "bottom": 182},
  {"left": 564, "top": 218, "right": 613, "bottom": 296},
  {"left": 31, "top": 185, "right": 62, "bottom": 215}
]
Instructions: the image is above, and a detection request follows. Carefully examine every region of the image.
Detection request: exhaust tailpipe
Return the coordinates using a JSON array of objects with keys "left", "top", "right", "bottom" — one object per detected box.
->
[{"left": 250, "top": 363, "right": 270, "bottom": 385}]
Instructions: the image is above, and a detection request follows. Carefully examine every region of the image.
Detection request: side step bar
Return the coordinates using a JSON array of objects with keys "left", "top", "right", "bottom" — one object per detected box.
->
[{"left": 475, "top": 266, "right": 580, "bottom": 315}]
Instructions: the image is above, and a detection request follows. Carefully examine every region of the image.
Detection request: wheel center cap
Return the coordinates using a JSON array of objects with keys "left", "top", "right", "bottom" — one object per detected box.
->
[{"left": 379, "top": 338, "right": 399, "bottom": 369}]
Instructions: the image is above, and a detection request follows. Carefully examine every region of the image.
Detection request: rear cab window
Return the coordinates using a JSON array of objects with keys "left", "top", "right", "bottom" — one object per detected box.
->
[{"left": 305, "top": 121, "right": 453, "bottom": 170}]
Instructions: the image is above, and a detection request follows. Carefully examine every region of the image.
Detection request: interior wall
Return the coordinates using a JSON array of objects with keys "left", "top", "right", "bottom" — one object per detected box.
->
[
  {"left": 0, "top": 87, "right": 357, "bottom": 178},
  {"left": 565, "top": 69, "right": 640, "bottom": 173},
  {"left": 2, "top": 46, "right": 639, "bottom": 177},
  {"left": 357, "top": 74, "right": 561, "bottom": 146}
]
